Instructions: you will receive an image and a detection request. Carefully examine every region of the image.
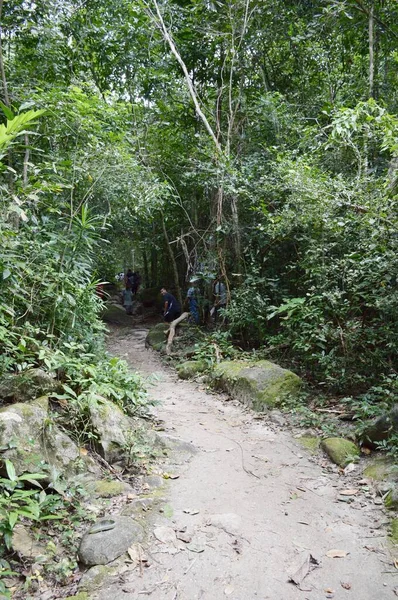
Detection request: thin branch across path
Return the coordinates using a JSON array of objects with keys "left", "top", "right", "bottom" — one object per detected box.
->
[{"left": 166, "top": 312, "right": 189, "bottom": 355}]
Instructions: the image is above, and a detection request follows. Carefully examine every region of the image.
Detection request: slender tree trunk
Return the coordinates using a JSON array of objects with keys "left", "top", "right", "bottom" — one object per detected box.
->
[
  {"left": 231, "top": 195, "right": 242, "bottom": 276},
  {"left": 150, "top": 223, "right": 157, "bottom": 287},
  {"left": 369, "top": 1, "right": 374, "bottom": 99},
  {"left": 0, "top": 0, "right": 9, "bottom": 107},
  {"left": 143, "top": 248, "right": 150, "bottom": 288},
  {"left": 150, "top": 0, "right": 221, "bottom": 153},
  {"left": 161, "top": 213, "right": 182, "bottom": 307},
  {"left": 23, "top": 134, "right": 29, "bottom": 188},
  {"left": 364, "top": 1, "right": 375, "bottom": 175}
]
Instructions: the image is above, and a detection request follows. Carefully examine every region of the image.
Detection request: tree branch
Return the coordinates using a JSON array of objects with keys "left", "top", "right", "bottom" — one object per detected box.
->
[{"left": 149, "top": 0, "right": 222, "bottom": 153}]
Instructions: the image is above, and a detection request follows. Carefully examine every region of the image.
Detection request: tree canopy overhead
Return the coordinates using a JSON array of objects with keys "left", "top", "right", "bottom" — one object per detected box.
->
[{"left": 0, "top": 0, "right": 397, "bottom": 396}]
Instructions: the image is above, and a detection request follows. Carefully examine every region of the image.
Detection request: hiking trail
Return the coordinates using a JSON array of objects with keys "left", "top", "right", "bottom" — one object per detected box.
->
[{"left": 100, "top": 323, "right": 394, "bottom": 600}]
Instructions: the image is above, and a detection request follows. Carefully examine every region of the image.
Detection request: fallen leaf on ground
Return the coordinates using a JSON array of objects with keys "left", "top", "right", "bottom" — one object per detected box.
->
[
  {"left": 339, "top": 489, "right": 358, "bottom": 496},
  {"left": 183, "top": 509, "right": 200, "bottom": 515},
  {"left": 341, "top": 582, "right": 351, "bottom": 590},
  {"left": 127, "top": 545, "right": 141, "bottom": 566},
  {"left": 326, "top": 549, "right": 348, "bottom": 558},
  {"left": 393, "top": 587, "right": 398, "bottom": 596},
  {"left": 288, "top": 553, "right": 320, "bottom": 590},
  {"left": 224, "top": 584, "right": 234, "bottom": 595}
]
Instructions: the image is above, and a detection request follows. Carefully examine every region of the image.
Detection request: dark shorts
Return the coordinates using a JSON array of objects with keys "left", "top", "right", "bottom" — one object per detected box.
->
[{"left": 164, "top": 311, "right": 181, "bottom": 323}]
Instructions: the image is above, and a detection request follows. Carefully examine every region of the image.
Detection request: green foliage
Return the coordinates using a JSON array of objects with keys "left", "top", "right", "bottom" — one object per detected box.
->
[
  {"left": 192, "top": 330, "right": 239, "bottom": 367},
  {"left": 46, "top": 347, "right": 150, "bottom": 445},
  {"left": 0, "top": 460, "right": 49, "bottom": 551}
]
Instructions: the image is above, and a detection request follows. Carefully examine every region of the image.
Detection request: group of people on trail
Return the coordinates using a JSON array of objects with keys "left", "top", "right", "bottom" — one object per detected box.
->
[
  {"left": 160, "top": 277, "right": 227, "bottom": 325},
  {"left": 122, "top": 269, "right": 141, "bottom": 315}
]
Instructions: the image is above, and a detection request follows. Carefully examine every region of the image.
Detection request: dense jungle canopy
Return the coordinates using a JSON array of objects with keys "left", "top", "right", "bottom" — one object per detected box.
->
[{"left": 1, "top": 0, "right": 398, "bottom": 397}]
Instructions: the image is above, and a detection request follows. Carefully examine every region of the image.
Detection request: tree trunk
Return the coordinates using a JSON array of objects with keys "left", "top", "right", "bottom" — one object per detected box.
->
[
  {"left": 143, "top": 248, "right": 150, "bottom": 288},
  {"left": 161, "top": 213, "right": 182, "bottom": 307},
  {"left": 0, "top": 0, "right": 9, "bottom": 107},
  {"left": 150, "top": 222, "right": 157, "bottom": 287},
  {"left": 369, "top": 1, "right": 374, "bottom": 99}
]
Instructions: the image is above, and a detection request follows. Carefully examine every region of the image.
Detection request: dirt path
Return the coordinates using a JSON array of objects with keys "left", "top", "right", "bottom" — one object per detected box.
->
[{"left": 102, "top": 325, "right": 395, "bottom": 600}]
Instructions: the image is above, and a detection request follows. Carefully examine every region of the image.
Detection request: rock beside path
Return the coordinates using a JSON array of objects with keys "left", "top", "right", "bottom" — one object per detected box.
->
[
  {"left": 321, "top": 437, "right": 359, "bottom": 467},
  {"left": 0, "top": 398, "right": 91, "bottom": 478},
  {"left": 0, "top": 368, "right": 60, "bottom": 404},
  {"left": 211, "top": 360, "right": 301, "bottom": 409},
  {"left": 102, "top": 303, "right": 134, "bottom": 326},
  {"left": 361, "top": 404, "right": 398, "bottom": 449},
  {"left": 176, "top": 360, "right": 207, "bottom": 379},
  {"left": 89, "top": 398, "right": 133, "bottom": 463},
  {"left": 78, "top": 517, "right": 144, "bottom": 566},
  {"left": 146, "top": 323, "right": 169, "bottom": 351}
]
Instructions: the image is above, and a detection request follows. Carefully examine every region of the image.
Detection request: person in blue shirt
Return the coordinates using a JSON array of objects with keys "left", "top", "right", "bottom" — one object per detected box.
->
[
  {"left": 185, "top": 282, "right": 200, "bottom": 324},
  {"left": 160, "top": 287, "right": 181, "bottom": 322}
]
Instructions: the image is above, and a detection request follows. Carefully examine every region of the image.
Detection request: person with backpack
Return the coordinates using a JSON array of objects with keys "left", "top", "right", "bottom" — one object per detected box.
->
[{"left": 125, "top": 269, "right": 134, "bottom": 289}]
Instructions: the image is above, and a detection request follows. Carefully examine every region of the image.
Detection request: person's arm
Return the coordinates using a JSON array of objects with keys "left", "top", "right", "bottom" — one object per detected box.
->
[{"left": 164, "top": 300, "right": 169, "bottom": 315}]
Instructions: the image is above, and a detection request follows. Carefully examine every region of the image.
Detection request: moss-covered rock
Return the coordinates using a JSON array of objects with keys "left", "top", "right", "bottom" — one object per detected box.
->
[
  {"left": 390, "top": 519, "right": 398, "bottom": 543},
  {"left": 0, "top": 398, "right": 92, "bottom": 479},
  {"left": 211, "top": 360, "right": 301, "bottom": 410},
  {"left": 89, "top": 398, "right": 132, "bottom": 464},
  {"left": 321, "top": 437, "right": 360, "bottom": 467},
  {"left": 297, "top": 436, "right": 321, "bottom": 454},
  {"left": 146, "top": 323, "right": 169, "bottom": 351},
  {"left": 363, "top": 456, "right": 395, "bottom": 481},
  {"left": 93, "top": 480, "right": 127, "bottom": 498},
  {"left": 176, "top": 360, "right": 208, "bottom": 379},
  {"left": 361, "top": 404, "right": 398, "bottom": 449},
  {"left": 385, "top": 487, "right": 398, "bottom": 511},
  {"left": 0, "top": 368, "right": 60, "bottom": 404},
  {"left": 101, "top": 302, "right": 133, "bottom": 326},
  {"left": 78, "top": 565, "right": 114, "bottom": 592}
]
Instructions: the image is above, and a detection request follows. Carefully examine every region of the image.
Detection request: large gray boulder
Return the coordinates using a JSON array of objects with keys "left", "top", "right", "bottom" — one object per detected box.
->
[
  {"left": 89, "top": 398, "right": 134, "bottom": 463},
  {"left": 211, "top": 360, "right": 301, "bottom": 410},
  {"left": 78, "top": 516, "right": 144, "bottom": 566},
  {"left": 0, "top": 398, "right": 92, "bottom": 478},
  {"left": 361, "top": 404, "right": 398, "bottom": 449},
  {"left": 0, "top": 368, "right": 60, "bottom": 404},
  {"left": 102, "top": 303, "right": 134, "bottom": 326}
]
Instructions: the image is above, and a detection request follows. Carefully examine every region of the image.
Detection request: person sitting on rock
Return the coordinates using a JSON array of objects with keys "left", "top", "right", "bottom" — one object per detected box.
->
[{"left": 161, "top": 287, "right": 181, "bottom": 323}]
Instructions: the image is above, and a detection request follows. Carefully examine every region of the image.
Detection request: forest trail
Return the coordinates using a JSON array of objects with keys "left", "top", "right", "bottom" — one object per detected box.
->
[{"left": 103, "top": 325, "right": 394, "bottom": 600}]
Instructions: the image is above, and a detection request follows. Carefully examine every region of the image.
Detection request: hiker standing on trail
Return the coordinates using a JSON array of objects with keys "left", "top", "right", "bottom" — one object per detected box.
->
[
  {"left": 125, "top": 269, "right": 134, "bottom": 289},
  {"left": 213, "top": 277, "right": 227, "bottom": 323},
  {"left": 122, "top": 287, "right": 133, "bottom": 315},
  {"left": 132, "top": 271, "right": 141, "bottom": 296},
  {"left": 185, "top": 280, "right": 200, "bottom": 325},
  {"left": 161, "top": 287, "right": 181, "bottom": 323}
]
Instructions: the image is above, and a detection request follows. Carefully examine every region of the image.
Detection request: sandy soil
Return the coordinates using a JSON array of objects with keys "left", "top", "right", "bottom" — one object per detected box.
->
[{"left": 100, "top": 324, "right": 396, "bottom": 600}]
